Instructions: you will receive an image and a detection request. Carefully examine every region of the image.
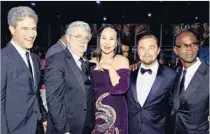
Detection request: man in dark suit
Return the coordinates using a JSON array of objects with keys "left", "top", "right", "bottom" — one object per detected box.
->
[
  {"left": 1, "top": 6, "right": 47, "bottom": 134},
  {"left": 45, "top": 25, "right": 68, "bottom": 60},
  {"left": 45, "top": 21, "right": 95, "bottom": 134},
  {"left": 127, "top": 33, "right": 176, "bottom": 134},
  {"left": 171, "top": 30, "right": 209, "bottom": 134}
]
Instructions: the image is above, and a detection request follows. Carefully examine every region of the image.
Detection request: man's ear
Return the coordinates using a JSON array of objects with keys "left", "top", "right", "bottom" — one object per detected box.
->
[
  {"left": 65, "top": 35, "right": 70, "bottom": 42},
  {"left": 157, "top": 47, "right": 160, "bottom": 55},
  {"left": 9, "top": 26, "right": 15, "bottom": 36},
  {"left": 173, "top": 46, "right": 178, "bottom": 55}
]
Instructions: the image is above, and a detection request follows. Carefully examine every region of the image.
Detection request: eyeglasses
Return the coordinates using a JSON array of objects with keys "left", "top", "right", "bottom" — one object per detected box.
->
[
  {"left": 175, "top": 42, "right": 199, "bottom": 49},
  {"left": 71, "top": 34, "right": 89, "bottom": 43}
]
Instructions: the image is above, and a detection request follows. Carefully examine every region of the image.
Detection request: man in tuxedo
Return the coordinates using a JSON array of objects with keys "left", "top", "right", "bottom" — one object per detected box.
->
[
  {"left": 1, "top": 6, "right": 47, "bottom": 134},
  {"left": 171, "top": 30, "right": 209, "bottom": 134},
  {"left": 45, "top": 25, "right": 68, "bottom": 60},
  {"left": 127, "top": 33, "right": 176, "bottom": 134},
  {"left": 45, "top": 21, "right": 95, "bottom": 134}
]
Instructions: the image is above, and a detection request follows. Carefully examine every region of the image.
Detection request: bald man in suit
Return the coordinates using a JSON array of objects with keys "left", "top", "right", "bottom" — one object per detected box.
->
[{"left": 171, "top": 30, "right": 209, "bottom": 134}]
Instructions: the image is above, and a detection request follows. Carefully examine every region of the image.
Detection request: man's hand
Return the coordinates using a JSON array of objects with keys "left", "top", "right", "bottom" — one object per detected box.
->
[
  {"left": 130, "top": 62, "right": 140, "bottom": 71},
  {"left": 43, "top": 121, "right": 47, "bottom": 133}
]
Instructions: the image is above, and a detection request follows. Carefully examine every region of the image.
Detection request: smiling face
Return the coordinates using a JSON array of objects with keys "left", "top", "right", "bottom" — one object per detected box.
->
[
  {"left": 66, "top": 27, "right": 89, "bottom": 57},
  {"left": 9, "top": 16, "right": 37, "bottom": 50},
  {"left": 137, "top": 37, "right": 159, "bottom": 66},
  {"left": 100, "top": 27, "right": 117, "bottom": 55}
]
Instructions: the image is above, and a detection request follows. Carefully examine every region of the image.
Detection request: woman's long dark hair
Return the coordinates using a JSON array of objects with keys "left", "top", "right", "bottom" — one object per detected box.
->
[{"left": 95, "top": 24, "right": 121, "bottom": 62}]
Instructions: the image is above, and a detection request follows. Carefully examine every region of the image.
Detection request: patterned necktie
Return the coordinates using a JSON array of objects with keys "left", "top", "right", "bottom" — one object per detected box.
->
[
  {"left": 25, "top": 52, "right": 33, "bottom": 75},
  {"left": 179, "top": 69, "right": 187, "bottom": 95},
  {"left": 79, "top": 57, "right": 88, "bottom": 76},
  {"left": 140, "top": 68, "right": 152, "bottom": 75}
]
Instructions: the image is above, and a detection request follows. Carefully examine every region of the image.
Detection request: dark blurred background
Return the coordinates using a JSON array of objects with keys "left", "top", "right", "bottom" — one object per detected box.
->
[{"left": 1, "top": 1, "right": 209, "bottom": 65}]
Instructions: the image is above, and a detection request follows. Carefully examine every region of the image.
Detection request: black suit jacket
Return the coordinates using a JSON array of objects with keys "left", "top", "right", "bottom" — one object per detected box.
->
[
  {"left": 127, "top": 65, "right": 176, "bottom": 134},
  {"left": 171, "top": 62, "right": 209, "bottom": 134},
  {"left": 45, "top": 40, "right": 66, "bottom": 60},
  {"left": 1, "top": 42, "right": 47, "bottom": 134},
  {"left": 45, "top": 49, "right": 95, "bottom": 134}
]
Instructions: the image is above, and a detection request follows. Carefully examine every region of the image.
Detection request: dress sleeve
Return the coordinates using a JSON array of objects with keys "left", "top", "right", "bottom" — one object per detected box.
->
[{"left": 108, "top": 69, "right": 130, "bottom": 95}]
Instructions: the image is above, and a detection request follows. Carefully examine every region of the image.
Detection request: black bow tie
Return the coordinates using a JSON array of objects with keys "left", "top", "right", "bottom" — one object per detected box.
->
[{"left": 140, "top": 68, "right": 152, "bottom": 75}]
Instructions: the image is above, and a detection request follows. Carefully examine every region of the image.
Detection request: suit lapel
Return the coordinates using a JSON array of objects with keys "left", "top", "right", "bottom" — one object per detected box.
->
[
  {"left": 64, "top": 49, "right": 86, "bottom": 96},
  {"left": 171, "top": 70, "right": 182, "bottom": 115},
  {"left": 85, "top": 58, "right": 94, "bottom": 84},
  {"left": 131, "top": 68, "right": 139, "bottom": 105},
  {"left": 180, "top": 63, "right": 206, "bottom": 103},
  {"left": 31, "top": 53, "right": 40, "bottom": 91},
  {"left": 8, "top": 43, "right": 34, "bottom": 80},
  {"left": 143, "top": 66, "right": 163, "bottom": 107}
]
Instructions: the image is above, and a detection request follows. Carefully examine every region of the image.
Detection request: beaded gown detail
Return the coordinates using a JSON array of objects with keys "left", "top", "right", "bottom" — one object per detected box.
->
[{"left": 91, "top": 68, "right": 130, "bottom": 134}]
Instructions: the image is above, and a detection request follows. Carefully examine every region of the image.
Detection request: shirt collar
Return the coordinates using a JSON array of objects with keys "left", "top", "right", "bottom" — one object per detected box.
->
[
  {"left": 68, "top": 49, "right": 82, "bottom": 61},
  {"left": 11, "top": 40, "right": 30, "bottom": 57},
  {"left": 183, "top": 57, "right": 201, "bottom": 72},
  {"left": 140, "top": 60, "right": 159, "bottom": 74}
]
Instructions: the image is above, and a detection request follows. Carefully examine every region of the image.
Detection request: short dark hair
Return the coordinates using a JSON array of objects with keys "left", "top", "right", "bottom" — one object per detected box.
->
[
  {"left": 121, "top": 37, "right": 130, "bottom": 46},
  {"left": 136, "top": 32, "right": 159, "bottom": 48}
]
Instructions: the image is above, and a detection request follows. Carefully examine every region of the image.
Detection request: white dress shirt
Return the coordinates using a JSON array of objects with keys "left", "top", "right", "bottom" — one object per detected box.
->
[
  {"left": 68, "top": 49, "right": 85, "bottom": 71},
  {"left": 182, "top": 57, "right": 201, "bottom": 91},
  {"left": 11, "top": 40, "right": 35, "bottom": 81},
  {"left": 136, "top": 60, "right": 159, "bottom": 106}
]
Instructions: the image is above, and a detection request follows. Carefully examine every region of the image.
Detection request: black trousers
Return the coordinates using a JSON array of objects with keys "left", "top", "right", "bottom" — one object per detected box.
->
[
  {"left": 36, "top": 120, "right": 44, "bottom": 134},
  {"left": 82, "top": 127, "right": 92, "bottom": 134}
]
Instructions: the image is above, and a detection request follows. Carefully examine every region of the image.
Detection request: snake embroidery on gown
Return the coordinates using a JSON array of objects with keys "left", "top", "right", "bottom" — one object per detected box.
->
[{"left": 91, "top": 68, "right": 130, "bottom": 134}]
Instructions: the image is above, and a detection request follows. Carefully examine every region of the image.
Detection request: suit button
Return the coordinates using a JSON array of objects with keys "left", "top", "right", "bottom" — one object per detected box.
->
[{"left": 84, "top": 109, "right": 87, "bottom": 111}]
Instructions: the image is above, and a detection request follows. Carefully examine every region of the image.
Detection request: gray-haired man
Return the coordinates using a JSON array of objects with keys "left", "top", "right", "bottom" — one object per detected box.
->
[
  {"left": 45, "top": 21, "right": 95, "bottom": 134},
  {"left": 1, "top": 6, "right": 47, "bottom": 134}
]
